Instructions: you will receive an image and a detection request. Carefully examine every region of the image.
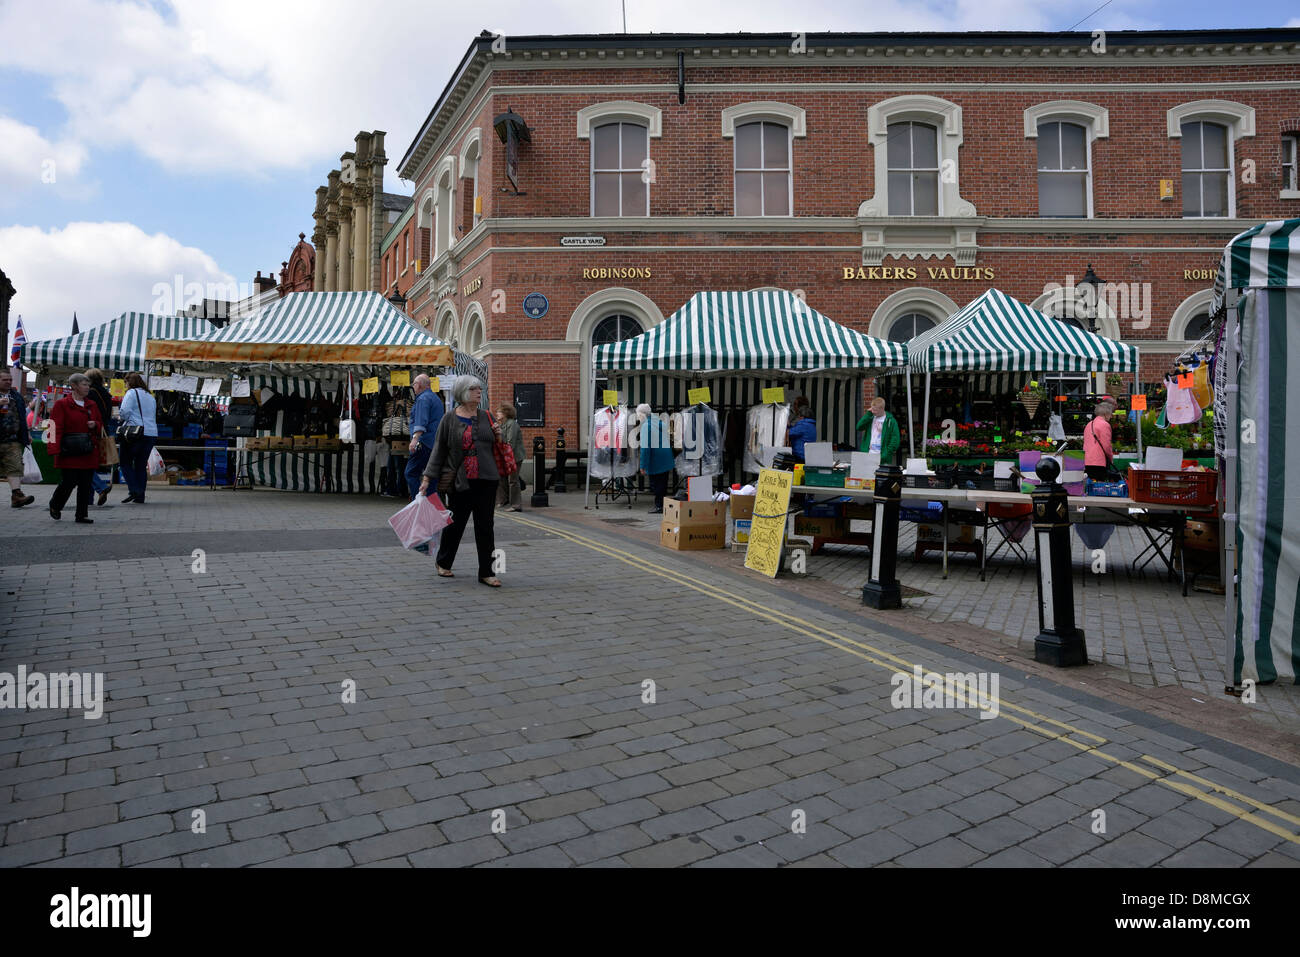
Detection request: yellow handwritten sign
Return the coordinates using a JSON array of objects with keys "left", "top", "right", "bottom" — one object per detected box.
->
[
  {"left": 687, "top": 387, "right": 712, "bottom": 405},
  {"left": 390, "top": 370, "right": 411, "bottom": 388},
  {"left": 361, "top": 377, "right": 379, "bottom": 395},
  {"left": 762, "top": 387, "right": 786, "bottom": 404},
  {"left": 744, "top": 468, "right": 793, "bottom": 579},
  {"left": 430, "top": 376, "right": 441, "bottom": 392},
  {"left": 109, "top": 379, "right": 127, "bottom": 398},
  {"left": 602, "top": 389, "right": 620, "bottom": 407}
]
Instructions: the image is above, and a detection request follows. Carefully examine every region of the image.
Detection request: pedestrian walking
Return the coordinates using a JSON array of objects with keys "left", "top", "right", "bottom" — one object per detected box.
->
[
  {"left": 47, "top": 373, "right": 103, "bottom": 524},
  {"left": 495, "top": 401, "right": 525, "bottom": 512},
  {"left": 405, "top": 374, "right": 445, "bottom": 500},
  {"left": 418, "top": 376, "right": 502, "bottom": 586},
  {"left": 85, "top": 369, "right": 114, "bottom": 507},
  {"left": 0, "top": 369, "right": 36, "bottom": 508},
  {"left": 636, "top": 403, "right": 673, "bottom": 513},
  {"left": 118, "top": 373, "right": 159, "bottom": 504}
]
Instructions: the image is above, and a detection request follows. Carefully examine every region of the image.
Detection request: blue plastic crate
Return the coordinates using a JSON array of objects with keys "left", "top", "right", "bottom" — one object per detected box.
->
[
  {"left": 182, "top": 424, "right": 202, "bottom": 439},
  {"left": 803, "top": 502, "right": 843, "bottom": 518},
  {"left": 900, "top": 502, "right": 944, "bottom": 523},
  {"left": 1085, "top": 479, "right": 1128, "bottom": 497},
  {"left": 155, "top": 425, "right": 173, "bottom": 438}
]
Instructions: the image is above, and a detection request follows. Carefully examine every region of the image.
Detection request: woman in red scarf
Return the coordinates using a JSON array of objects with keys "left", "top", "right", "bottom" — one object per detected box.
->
[{"left": 48, "top": 373, "right": 103, "bottom": 523}]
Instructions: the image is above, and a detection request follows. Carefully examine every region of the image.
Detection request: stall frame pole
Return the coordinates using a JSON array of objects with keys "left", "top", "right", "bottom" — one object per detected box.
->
[
  {"left": 920, "top": 370, "right": 932, "bottom": 459},
  {"left": 1222, "top": 293, "right": 1241, "bottom": 692},
  {"left": 906, "top": 369, "right": 915, "bottom": 458}
]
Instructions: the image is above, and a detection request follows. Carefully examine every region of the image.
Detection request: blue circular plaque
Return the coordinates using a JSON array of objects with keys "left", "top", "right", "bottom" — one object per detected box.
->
[{"left": 523, "top": 292, "right": 549, "bottom": 318}]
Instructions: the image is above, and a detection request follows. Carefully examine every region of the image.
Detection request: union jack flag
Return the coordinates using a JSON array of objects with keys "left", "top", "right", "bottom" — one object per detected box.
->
[{"left": 9, "top": 315, "right": 25, "bottom": 367}]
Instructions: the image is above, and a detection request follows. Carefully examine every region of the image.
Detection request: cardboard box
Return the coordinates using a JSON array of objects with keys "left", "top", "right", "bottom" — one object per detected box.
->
[
  {"left": 848, "top": 519, "right": 873, "bottom": 535},
  {"left": 794, "top": 516, "right": 845, "bottom": 538},
  {"left": 317, "top": 438, "right": 341, "bottom": 451},
  {"left": 245, "top": 437, "right": 268, "bottom": 450},
  {"left": 268, "top": 436, "right": 292, "bottom": 449},
  {"left": 732, "top": 519, "right": 752, "bottom": 544},
  {"left": 294, "top": 436, "right": 318, "bottom": 449},
  {"left": 729, "top": 494, "right": 755, "bottom": 521},
  {"left": 844, "top": 477, "right": 875, "bottom": 491},
  {"left": 660, "top": 523, "right": 726, "bottom": 550},
  {"left": 843, "top": 503, "right": 875, "bottom": 520},
  {"left": 663, "top": 500, "right": 725, "bottom": 525},
  {"left": 918, "top": 523, "right": 978, "bottom": 543}
]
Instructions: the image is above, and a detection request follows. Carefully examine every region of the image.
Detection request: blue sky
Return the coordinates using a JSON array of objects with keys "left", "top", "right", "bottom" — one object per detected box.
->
[{"left": 2, "top": 0, "right": 1298, "bottom": 346}]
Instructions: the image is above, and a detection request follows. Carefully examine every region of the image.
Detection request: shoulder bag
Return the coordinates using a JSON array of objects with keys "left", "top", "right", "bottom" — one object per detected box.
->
[
  {"left": 117, "top": 389, "right": 145, "bottom": 441},
  {"left": 486, "top": 411, "right": 518, "bottom": 476}
]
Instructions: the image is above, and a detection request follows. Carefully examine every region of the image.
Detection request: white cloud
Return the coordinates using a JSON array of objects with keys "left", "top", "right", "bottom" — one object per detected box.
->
[
  {"left": 0, "top": 222, "right": 236, "bottom": 344},
  {"left": 0, "top": 116, "right": 91, "bottom": 202}
]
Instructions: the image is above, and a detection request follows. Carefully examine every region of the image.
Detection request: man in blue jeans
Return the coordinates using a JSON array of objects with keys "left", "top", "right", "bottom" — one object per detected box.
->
[{"left": 405, "top": 374, "right": 444, "bottom": 500}]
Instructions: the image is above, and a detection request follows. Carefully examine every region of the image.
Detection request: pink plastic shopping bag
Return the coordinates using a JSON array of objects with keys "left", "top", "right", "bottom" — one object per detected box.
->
[{"left": 388, "top": 493, "right": 454, "bottom": 550}]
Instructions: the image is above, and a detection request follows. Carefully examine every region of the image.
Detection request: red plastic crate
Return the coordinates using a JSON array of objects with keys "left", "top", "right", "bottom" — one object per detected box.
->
[{"left": 1126, "top": 467, "right": 1217, "bottom": 508}]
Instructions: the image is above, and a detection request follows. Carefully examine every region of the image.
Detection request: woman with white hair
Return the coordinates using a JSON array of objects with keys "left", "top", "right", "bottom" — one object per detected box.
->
[
  {"left": 1083, "top": 398, "right": 1118, "bottom": 481},
  {"left": 637, "top": 402, "right": 674, "bottom": 514},
  {"left": 47, "top": 373, "right": 104, "bottom": 524},
  {"left": 418, "top": 376, "right": 503, "bottom": 586}
]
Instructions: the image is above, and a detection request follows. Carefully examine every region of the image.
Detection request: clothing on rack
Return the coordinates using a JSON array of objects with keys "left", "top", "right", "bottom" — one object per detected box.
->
[
  {"left": 743, "top": 402, "right": 790, "bottom": 474},
  {"left": 1164, "top": 374, "right": 1201, "bottom": 425},
  {"left": 675, "top": 403, "right": 722, "bottom": 477},
  {"left": 591, "top": 405, "right": 637, "bottom": 479}
]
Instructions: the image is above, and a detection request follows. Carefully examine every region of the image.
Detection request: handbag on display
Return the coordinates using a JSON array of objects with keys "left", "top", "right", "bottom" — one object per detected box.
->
[
  {"left": 223, "top": 403, "right": 258, "bottom": 437},
  {"left": 339, "top": 375, "right": 357, "bottom": 444}
]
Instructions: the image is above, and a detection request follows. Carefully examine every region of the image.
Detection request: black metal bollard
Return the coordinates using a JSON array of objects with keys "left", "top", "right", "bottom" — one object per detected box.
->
[
  {"left": 530, "top": 435, "right": 549, "bottom": 508},
  {"left": 553, "top": 427, "right": 568, "bottom": 493},
  {"left": 862, "top": 464, "right": 903, "bottom": 609},
  {"left": 1031, "top": 458, "right": 1087, "bottom": 666}
]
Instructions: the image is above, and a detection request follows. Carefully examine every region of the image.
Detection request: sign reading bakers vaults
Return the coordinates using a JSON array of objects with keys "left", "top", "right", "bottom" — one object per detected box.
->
[{"left": 523, "top": 293, "right": 549, "bottom": 318}]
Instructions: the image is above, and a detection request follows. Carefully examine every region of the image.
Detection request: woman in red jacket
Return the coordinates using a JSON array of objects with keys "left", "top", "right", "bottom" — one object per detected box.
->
[{"left": 48, "top": 373, "right": 103, "bottom": 524}]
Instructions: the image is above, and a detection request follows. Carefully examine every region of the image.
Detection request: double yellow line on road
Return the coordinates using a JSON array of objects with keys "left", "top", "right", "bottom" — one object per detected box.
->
[{"left": 505, "top": 511, "right": 1300, "bottom": 846}]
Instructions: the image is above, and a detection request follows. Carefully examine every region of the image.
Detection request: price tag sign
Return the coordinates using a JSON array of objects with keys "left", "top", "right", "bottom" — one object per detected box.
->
[
  {"left": 390, "top": 370, "right": 411, "bottom": 388},
  {"left": 1176, "top": 373, "right": 1194, "bottom": 389},
  {"left": 994, "top": 436, "right": 1003, "bottom": 444},
  {"left": 688, "top": 387, "right": 712, "bottom": 405},
  {"left": 429, "top": 376, "right": 440, "bottom": 392},
  {"left": 602, "top": 389, "right": 620, "bottom": 407},
  {"left": 1130, "top": 394, "right": 1147, "bottom": 411},
  {"left": 109, "top": 379, "right": 127, "bottom": 398},
  {"left": 1054, "top": 395, "right": 1068, "bottom": 402},
  {"left": 361, "top": 377, "right": 380, "bottom": 395},
  {"left": 761, "top": 387, "right": 785, "bottom": 404},
  {"left": 1029, "top": 380, "right": 1039, "bottom": 388}
]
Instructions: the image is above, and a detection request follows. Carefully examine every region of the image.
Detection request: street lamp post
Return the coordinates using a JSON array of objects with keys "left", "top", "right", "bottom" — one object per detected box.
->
[{"left": 387, "top": 288, "right": 407, "bottom": 314}]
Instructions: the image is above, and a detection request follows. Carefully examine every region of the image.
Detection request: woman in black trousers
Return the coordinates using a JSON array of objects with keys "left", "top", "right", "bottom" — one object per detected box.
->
[{"left": 418, "top": 376, "right": 502, "bottom": 586}]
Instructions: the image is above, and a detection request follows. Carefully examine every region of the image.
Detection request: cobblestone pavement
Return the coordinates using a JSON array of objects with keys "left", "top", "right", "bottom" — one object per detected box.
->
[{"left": 0, "top": 486, "right": 1297, "bottom": 867}]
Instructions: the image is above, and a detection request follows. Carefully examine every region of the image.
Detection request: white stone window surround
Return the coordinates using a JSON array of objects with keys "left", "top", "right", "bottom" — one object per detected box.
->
[
  {"left": 1281, "top": 133, "right": 1299, "bottom": 200},
  {"left": 459, "top": 127, "right": 483, "bottom": 227},
  {"left": 462, "top": 300, "right": 487, "bottom": 356},
  {"left": 724, "top": 100, "right": 805, "bottom": 220},
  {"left": 428, "top": 156, "right": 457, "bottom": 259},
  {"left": 860, "top": 94, "right": 976, "bottom": 219},
  {"left": 1168, "top": 100, "right": 1255, "bottom": 219},
  {"left": 1168, "top": 289, "right": 1215, "bottom": 342},
  {"left": 435, "top": 300, "right": 459, "bottom": 348},
  {"left": 576, "top": 101, "right": 663, "bottom": 140},
  {"left": 868, "top": 288, "right": 959, "bottom": 340},
  {"left": 1024, "top": 101, "right": 1109, "bottom": 219}
]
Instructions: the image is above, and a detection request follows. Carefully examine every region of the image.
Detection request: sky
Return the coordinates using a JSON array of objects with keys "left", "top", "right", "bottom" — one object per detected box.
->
[{"left": 2, "top": 0, "right": 1298, "bottom": 349}]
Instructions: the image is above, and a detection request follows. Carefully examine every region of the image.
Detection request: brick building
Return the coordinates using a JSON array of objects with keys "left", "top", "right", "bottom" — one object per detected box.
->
[
  {"left": 396, "top": 29, "right": 1300, "bottom": 449},
  {"left": 379, "top": 200, "right": 424, "bottom": 316}
]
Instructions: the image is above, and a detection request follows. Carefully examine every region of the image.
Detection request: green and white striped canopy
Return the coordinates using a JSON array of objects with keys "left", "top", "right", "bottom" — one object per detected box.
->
[
  {"left": 19, "top": 312, "right": 215, "bottom": 375},
  {"left": 1212, "top": 219, "right": 1300, "bottom": 314},
  {"left": 907, "top": 288, "right": 1138, "bottom": 374},
  {"left": 147, "top": 291, "right": 453, "bottom": 366},
  {"left": 593, "top": 290, "right": 906, "bottom": 375}
]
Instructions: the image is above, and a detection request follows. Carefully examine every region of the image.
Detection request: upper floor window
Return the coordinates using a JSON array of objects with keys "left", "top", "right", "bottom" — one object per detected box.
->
[
  {"left": 1182, "top": 121, "right": 1231, "bottom": 218},
  {"left": 1037, "top": 121, "right": 1090, "bottom": 218},
  {"left": 734, "top": 121, "right": 791, "bottom": 216},
  {"left": 403, "top": 232, "right": 409, "bottom": 267},
  {"left": 1283, "top": 134, "right": 1299, "bottom": 196},
  {"left": 592, "top": 122, "right": 648, "bottom": 217},
  {"left": 887, "top": 121, "right": 939, "bottom": 216},
  {"left": 887, "top": 312, "right": 936, "bottom": 342},
  {"left": 1183, "top": 311, "right": 1212, "bottom": 342}
]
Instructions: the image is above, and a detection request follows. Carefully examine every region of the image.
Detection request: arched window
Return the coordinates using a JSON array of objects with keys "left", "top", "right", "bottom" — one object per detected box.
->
[
  {"left": 1037, "top": 120, "right": 1090, "bottom": 217},
  {"left": 1183, "top": 311, "right": 1212, "bottom": 343},
  {"left": 1182, "top": 120, "right": 1231, "bottom": 218},
  {"left": 886, "top": 122, "right": 939, "bottom": 216},
  {"left": 591, "top": 313, "right": 644, "bottom": 408},
  {"left": 734, "top": 121, "right": 791, "bottom": 216},
  {"left": 592, "top": 123, "right": 649, "bottom": 217},
  {"left": 887, "top": 312, "right": 936, "bottom": 342}
]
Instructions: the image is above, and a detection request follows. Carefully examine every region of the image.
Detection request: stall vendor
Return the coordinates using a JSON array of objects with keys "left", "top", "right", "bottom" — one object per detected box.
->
[
  {"left": 856, "top": 397, "right": 900, "bottom": 465},
  {"left": 1083, "top": 399, "right": 1117, "bottom": 481},
  {"left": 786, "top": 396, "right": 817, "bottom": 464}
]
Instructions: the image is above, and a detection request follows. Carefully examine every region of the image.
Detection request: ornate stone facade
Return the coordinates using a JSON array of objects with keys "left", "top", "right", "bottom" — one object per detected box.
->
[{"left": 278, "top": 233, "right": 316, "bottom": 296}]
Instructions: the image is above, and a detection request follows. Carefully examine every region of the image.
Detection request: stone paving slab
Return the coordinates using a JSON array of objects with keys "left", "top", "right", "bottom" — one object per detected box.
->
[{"left": 0, "top": 487, "right": 1297, "bottom": 867}]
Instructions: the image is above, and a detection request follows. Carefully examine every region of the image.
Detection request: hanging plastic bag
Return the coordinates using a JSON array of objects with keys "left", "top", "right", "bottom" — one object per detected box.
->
[
  {"left": 1046, "top": 414, "right": 1066, "bottom": 441},
  {"left": 147, "top": 447, "right": 165, "bottom": 476},
  {"left": 22, "top": 446, "right": 41, "bottom": 485},
  {"left": 388, "top": 492, "right": 454, "bottom": 550}
]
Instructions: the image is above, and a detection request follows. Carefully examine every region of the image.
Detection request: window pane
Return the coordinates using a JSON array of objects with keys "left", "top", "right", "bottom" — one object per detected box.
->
[
  {"left": 1059, "top": 123, "right": 1087, "bottom": 170},
  {"left": 763, "top": 172, "right": 790, "bottom": 215},
  {"left": 911, "top": 123, "right": 938, "bottom": 169},
  {"left": 912, "top": 172, "right": 938, "bottom": 215},
  {"left": 621, "top": 125, "right": 647, "bottom": 169},
  {"left": 1039, "top": 172, "right": 1087, "bottom": 217},
  {"left": 736, "top": 123, "right": 762, "bottom": 168},
  {"left": 888, "top": 171, "right": 911, "bottom": 214},
  {"left": 593, "top": 124, "right": 619, "bottom": 170},
  {"left": 763, "top": 123, "right": 789, "bottom": 168},
  {"left": 1181, "top": 122, "right": 1202, "bottom": 170},
  {"left": 1037, "top": 123, "right": 1061, "bottom": 170},
  {"left": 1202, "top": 171, "right": 1228, "bottom": 216},
  {"left": 594, "top": 172, "right": 620, "bottom": 215},
  {"left": 1184, "top": 313, "right": 1211, "bottom": 341},
  {"left": 1182, "top": 172, "right": 1202, "bottom": 216},
  {"left": 1201, "top": 123, "right": 1228, "bottom": 168},
  {"left": 736, "top": 172, "right": 762, "bottom": 215},
  {"left": 621, "top": 172, "right": 647, "bottom": 216},
  {"left": 886, "top": 123, "right": 912, "bottom": 169}
]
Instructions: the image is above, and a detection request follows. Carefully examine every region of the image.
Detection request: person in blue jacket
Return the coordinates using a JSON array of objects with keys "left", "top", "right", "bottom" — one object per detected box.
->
[
  {"left": 637, "top": 403, "right": 674, "bottom": 513},
  {"left": 786, "top": 395, "right": 817, "bottom": 463},
  {"left": 405, "top": 374, "right": 445, "bottom": 500}
]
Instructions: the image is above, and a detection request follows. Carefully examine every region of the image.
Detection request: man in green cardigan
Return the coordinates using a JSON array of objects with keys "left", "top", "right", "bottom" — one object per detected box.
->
[{"left": 856, "top": 397, "right": 901, "bottom": 465}]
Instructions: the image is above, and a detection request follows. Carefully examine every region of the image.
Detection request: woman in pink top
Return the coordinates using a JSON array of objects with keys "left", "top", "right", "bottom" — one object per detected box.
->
[{"left": 1083, "top": 399, "right": 1116, "bottom": 480}]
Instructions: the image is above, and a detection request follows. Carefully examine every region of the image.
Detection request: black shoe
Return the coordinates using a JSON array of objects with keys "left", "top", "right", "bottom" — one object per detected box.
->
[
  {"left": 96, "top": 489, "right": 109, "bottom": 507},
  {"left": 48, "top": 503, "right": 61, "bottom": 520},
  {"left": 648, "top": 507, "right": 663, "bottom": 514},
  {"left": 122, "top": 494, "right": 136, "bottom": 503},
  {"left": 132, "top": 497, "right": 146, "bottom": 504},
  {"left": 75, "top": 517, "right": 94, "bottom": 524}
]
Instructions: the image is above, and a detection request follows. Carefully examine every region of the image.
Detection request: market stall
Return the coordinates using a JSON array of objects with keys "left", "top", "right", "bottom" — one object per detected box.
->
[
  {"left": 146, "top": 291, "right": 456, "bottom": 493},
  {"left": 1213, "top": 218, "right": 1300, "bottom": 687}
]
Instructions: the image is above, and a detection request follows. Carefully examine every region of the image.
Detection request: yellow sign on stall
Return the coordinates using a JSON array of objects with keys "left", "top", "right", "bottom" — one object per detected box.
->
[
  {"left": 390, "top": 370, "right": 411, "bottom": 388},
  {"left": 687, "top": 387, "right": 712, "bottom": 405},
  {"left": 429, "top": 376, "right": 441, "bottom": 392},
  {"left": 602, "top": 389, "right": 620, "bottom": 407},
  {"left": 109, "top": 379, "right": 127, "bottom": 398},
  {"left": 761, "top": 387, "right": 786, "bottom": 404},
  {"left": 744, "top": 468, "right": 794, "bottom": 579},
  {"left": 361, "top": 377, "right": 380, "bottom": 395}
]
